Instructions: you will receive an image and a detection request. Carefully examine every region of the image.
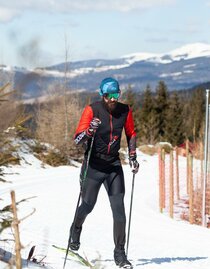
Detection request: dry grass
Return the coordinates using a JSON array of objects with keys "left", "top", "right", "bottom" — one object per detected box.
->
[
  {"left": 179, "top": 186, "right": 210, "bottom": 228},
  {"left": 139, "top": 145, "right": 157, "bottom": 156},
  {"left": 138, "top": 142, "right": 172, "bottom": 156}
]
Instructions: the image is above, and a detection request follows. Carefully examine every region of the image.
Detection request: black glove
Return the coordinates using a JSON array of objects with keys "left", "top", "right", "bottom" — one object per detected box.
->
[
  {"left": 129, "top": 153, "right": 139, "bottom": 174},
  {"left": 86, "top": 117, "right": 101, "bottom": 136}
]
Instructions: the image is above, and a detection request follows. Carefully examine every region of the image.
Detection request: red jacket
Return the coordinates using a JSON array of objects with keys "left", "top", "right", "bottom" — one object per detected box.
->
[{"left": 75, "top": 100, "right": 136, "bottom": 160}]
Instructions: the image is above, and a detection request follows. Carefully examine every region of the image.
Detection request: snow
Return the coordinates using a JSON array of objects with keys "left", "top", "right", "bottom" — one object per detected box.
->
[
  {"left": 159, "top": 72, "right": 182, "bottom": 78},
  {"left": 121, "top": 52, "right": 158, "bottom": 64},
  {"left": 10, "top": 42, "right": 210, "bottom": 80},
  {"left": 122, "top": 43, "right": 210, "bottom": 65},
  {"left": 167, "top": 43, "right": 210, "bottom": 61},
  {"left": 1, "top": 146, "right": 210, "bottom": 269},
  {"left": 35, "top": 63, "right": 130, "bottom": 79}
]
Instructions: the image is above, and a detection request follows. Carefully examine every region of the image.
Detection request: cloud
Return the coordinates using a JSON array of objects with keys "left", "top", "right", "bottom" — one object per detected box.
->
[
  {"left": 146, "top": 37, "right": 169, "bottom": 43},
  {"left": 0, "top": 7, "right": 20, "bottom": 22},
  {"left": 0, "top": 0, "right": 176, "bottom": 21},
  {"left": 63, "top": 0, "right": 176, "bottom": 12}
]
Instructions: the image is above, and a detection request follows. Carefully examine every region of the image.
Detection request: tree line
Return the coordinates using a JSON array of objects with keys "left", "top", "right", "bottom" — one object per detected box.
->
[
  {"left": 0, "top": 80, "right": 206, "bottom": 164},
  {"left": 123, "top": 81, "right": 205, "bottom": 147}
]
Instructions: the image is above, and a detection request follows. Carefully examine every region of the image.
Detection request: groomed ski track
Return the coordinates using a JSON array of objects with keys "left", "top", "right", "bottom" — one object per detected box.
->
[{"left": 1, "top": 151, "right": 210, "bottom": 269}]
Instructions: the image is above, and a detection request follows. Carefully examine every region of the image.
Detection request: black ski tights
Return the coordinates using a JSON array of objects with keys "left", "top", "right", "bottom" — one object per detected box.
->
[{"left": 74, "top": 164, "right": 126, "bottom": 250}]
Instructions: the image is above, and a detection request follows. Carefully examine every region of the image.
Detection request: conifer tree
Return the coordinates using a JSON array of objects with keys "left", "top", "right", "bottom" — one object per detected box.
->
[
  {"left": 124, "top": 86, "right": 136, "bottom": 108},
  {"left": 186, "top": 88, "right": 205, "bottom": 142},
  {"left": 139, "top": 85, "right": 157, "bottom": 144},
  {"left": 123, "top": 86, "right": 141, "bottom": 136},
  {"left": 165, "top": 92, "right": 185, "bottom": 146},
  {"left": 154, "top": 81, "right": 169, "bottom": 142}
]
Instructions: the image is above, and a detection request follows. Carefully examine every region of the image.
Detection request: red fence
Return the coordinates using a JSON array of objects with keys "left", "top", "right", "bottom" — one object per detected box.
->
[{"left": 158, "top": 144, "right": 210, "bottom": 227}]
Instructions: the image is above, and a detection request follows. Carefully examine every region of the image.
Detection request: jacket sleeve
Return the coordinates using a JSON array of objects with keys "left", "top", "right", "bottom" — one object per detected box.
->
[
  {"left": 74, "top": 105, "right": 93, "bottom": 145},
  {"left": 124, "top": 107, "right": 137, "bottom": 157}
]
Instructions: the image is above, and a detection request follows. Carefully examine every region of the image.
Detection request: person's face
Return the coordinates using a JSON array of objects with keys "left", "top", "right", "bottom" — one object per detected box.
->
[{"left": 103, "top": 93, "right": 120, "bottom": 112}]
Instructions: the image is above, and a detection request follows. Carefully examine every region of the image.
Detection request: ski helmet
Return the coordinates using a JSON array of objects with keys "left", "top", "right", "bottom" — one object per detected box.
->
[{"left": 99, "top": 77, "right": 120, "bottom": 96}]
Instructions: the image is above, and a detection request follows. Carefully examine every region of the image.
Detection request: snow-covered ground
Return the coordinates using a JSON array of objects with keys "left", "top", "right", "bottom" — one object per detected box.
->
[{"left": 1, "top": 145, "right": 210, "bottom": 269}]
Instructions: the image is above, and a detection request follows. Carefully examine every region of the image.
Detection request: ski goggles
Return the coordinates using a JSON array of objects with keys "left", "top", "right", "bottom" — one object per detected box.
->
[{"left": 104, "top": 92, "right": 120, "bottom": 100}]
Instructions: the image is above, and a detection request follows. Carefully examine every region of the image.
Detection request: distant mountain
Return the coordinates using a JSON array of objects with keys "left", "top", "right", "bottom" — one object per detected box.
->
[{"left": 1, "top": 43, "right": 210, "bottom": 100}]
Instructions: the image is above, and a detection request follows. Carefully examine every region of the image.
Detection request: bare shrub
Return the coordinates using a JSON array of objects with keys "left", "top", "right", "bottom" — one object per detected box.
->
[
  {"left": 0, "top": 87, "right": 18, "bottom": 133},
  {"left": 35, "top": 93, "right": 83, "bottom": 162}
]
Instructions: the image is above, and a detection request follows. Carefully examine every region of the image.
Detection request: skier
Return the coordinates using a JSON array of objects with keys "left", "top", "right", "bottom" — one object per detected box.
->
[{"left": 70, "top": 77, "right": 139, "bottom": 268}]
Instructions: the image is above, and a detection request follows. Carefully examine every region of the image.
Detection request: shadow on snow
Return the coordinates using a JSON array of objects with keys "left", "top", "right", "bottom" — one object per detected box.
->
[{"left": 136, "top": 256, "right": 208, "bottom": 266}]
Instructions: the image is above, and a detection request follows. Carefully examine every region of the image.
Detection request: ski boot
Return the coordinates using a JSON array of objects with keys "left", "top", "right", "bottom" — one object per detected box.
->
[
  {"left": 69, "top": 225, "right": 82, "bottom": 251},
  {"left": 114, "top": 249, "right": 133, "bottom": 268}
]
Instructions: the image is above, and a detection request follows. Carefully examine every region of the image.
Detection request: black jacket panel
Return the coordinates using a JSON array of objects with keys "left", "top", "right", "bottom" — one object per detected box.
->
[{"left": 90, "top": 101, "right": 129, "bottom": 157}]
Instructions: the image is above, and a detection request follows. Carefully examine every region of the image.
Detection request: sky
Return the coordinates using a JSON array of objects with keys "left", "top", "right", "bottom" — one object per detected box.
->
[{"left": 0, "top": 0, "right": 210, "bottom": 68}]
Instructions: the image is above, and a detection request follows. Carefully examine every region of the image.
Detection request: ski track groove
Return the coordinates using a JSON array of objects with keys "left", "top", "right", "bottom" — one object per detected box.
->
[{"left": 1, "top": 153, "right": 210, "bottom": 268}]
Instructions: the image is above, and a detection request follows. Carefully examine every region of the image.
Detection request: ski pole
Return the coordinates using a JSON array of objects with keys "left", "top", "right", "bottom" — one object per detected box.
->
[
  {"left": 126, "top": 172, "right": 135, "bottom": 257},
  {"left": 63, "top": 133, "right": 95, "bottom": 269}
]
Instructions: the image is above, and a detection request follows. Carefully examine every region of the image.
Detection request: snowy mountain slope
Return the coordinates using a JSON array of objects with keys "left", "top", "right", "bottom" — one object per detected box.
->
[
  {"left": 166, "top": 43, "right": 210, "bottom": 62},
  {"left": 34, "top": 43, "right": 210, "bottom": 76},
  {"left": 45, "top": 42, "right": 210, "bottom": 70},
  {"left": 1, "top": 145, "right": 210, "bottom": 269},
  {"left": 1, "top": 43, "right": 210, "bottom": 99},
  {"left": 122, "top": 43, "right": 210, "bottom": 65}
]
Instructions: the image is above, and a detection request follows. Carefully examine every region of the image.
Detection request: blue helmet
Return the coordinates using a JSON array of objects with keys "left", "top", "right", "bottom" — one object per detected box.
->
[{"left": 99, "top": 77, "right": 120, "bottom": 96}]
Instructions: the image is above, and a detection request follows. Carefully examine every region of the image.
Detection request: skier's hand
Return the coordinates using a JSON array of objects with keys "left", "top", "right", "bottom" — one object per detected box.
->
[
  {"left": 129, "top": 153, "right": 139, "bottom": 174},
  {"left": 87, "top": 117, "right": 101, "bottom": 136}
]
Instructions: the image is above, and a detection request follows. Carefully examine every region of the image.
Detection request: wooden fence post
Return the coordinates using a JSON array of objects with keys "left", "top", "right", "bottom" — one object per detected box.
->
[
  {"left": 189, "top": 154, "right": 194, "bottom": 224},
  {"left": 186, "top": 139, "right": 190, "bottom": 195},
  {"left": 175, "top": 147, "right": 180, "bottom": 200},
  {"left": 169, "top": 150, "right": 174, "bottom": 218},
  {"left": 11, "top": 190, "right": 22, "bottom": 269},
  {"left": 159, "top": 147, "right": 163, "bottom": 212},
  {"left": 200, "top": 141, "right": 204, "bottom": 190},
  {"left": 162, "top": 148, "right": 166, "bottom": 209},
  {"left": 159, "top": 148, "right": 165, "bottom": 212}
]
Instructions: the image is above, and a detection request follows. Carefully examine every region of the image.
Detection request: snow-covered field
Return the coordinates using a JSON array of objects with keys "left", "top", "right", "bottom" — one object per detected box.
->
[{"left": 1, "top": 144, "right": 210, "bottom": 269}]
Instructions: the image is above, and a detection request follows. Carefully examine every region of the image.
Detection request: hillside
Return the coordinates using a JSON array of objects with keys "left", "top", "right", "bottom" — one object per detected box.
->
[
  {"left": 0, "top": 43, "right": 210, "bottom": 100},
  {"left": 0, "top": 142, "right": 210, "bottom": 268}
]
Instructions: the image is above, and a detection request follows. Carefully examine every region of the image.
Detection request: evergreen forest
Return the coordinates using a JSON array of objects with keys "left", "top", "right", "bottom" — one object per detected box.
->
[{"left": 0, "top": 80, "right": 207, "bottom": 164}]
